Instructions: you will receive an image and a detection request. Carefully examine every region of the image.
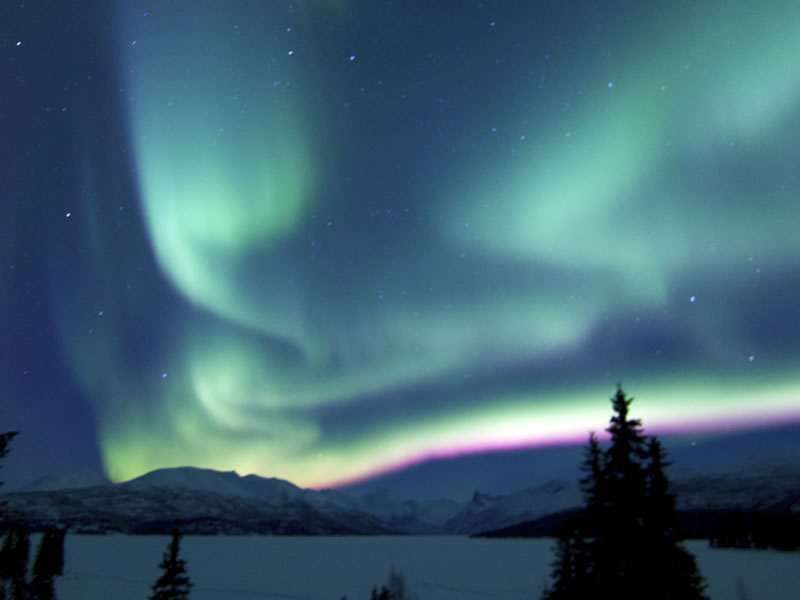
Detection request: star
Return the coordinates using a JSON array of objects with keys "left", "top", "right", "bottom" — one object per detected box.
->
[
  {"left": 65, "top": 211, "right": 72, "bottom": 218},
  {"left": 16, "top": 41, "right": 22, "bottom": 47},
  {"left": 689, "top": 295, "right": 696, "bottom": 303}
]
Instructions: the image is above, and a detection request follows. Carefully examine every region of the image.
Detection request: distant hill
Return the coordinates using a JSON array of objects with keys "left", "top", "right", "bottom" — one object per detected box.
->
[
  {"left": 18, "top": 469, "right": 110, "bottom": 492},
  {"left": 476, "top": 465, "right": 800, "bottom": 551},
  {"left": 476, "top": 508, "right": 800, "bottom": 552},
  {"left": 0, "top": 467, "right": 457, "bottom": 535},
  {"left": 2, "top": 464, "right": 800, "bottom": 537}
]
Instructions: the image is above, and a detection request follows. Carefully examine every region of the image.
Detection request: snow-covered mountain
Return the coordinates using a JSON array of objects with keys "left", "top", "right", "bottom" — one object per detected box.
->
[
  {"left": 444, "top": 480, "right": 582, "bottom": 534},
  {"left": 125, "top": 467, "right": 304, "bottom": 502},
  {"left": 672, "top": 465, "right": 800, "bottom": 512},
  {"left": 18, "top": 469, "right": 110, "bottom": 492},
  {"left": 124, "top": 467, "right": 460, "bottom": 532},
  {"left": 0, "top": 467, "right": 458, "bottom": 535},
  {"left": 1, "top": 471, "right": 388, "bottom": 535},
  {"left": 2, "top": 465, "right": 799, "bottom": 536}
]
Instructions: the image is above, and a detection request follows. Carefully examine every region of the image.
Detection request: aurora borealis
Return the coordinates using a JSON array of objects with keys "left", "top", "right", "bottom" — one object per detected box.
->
[{"left": 4, "top": 1, "right": 800, "bottom": 491}]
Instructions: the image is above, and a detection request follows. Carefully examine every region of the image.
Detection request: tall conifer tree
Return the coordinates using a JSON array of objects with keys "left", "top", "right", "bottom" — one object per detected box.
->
[
  {"left": 7, "top": 529, "right": 30, "bottom": 600},
  {"left": 643, "top": 438, "right": 708, "bottom": 599},
  {"left": 542, "top": 386, "right": 709, "bottom": 600},
  {"left": 150, "top": 531, "right": 192, "bottom": 600},
  {"left": 579, "top": 432, "right": 604, "bottom": 515}
]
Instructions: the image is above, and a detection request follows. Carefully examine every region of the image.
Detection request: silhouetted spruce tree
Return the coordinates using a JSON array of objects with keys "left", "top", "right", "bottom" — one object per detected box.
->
[
  {"left": 564, "top": 432, "right": 606, "bottom": 590},
  {"left": 579, "top": 432, "right": 604, "bottom": 514},
  {"left": 644, "top": 437, "right": 676, "bottom": 545},
  {"left": 542, "top": 386, "right": 709, "bottom": 600},
  {"left": 0, "top": 432, "right": 18, "bottom": 479},
  {"left": 0, "top": 530, "right": 13, "bottom": 600},
  {"left": 29, "top": 529, "right": 67, "bottom": 600},
  {"left": 50, "top": 530, "right": 64, "bottom": 578},
  {"left": 0, "top": 432, "right": 19, "bottom": 600},
  {"left": 28, "top": 572, "right": 55, "bottom": 600},
  {"left": 3, "top": 528, "right": 30, "bottom": 600},
  {"left": 0, "top": 431, "right": 18, "bottom": 516},
  {"left": 369, "top": 586, "right": 391, "bottom": 600},
  {"left": 542, "top": 525, "right": 591, "bottom": 600},
  {"left": 604, "top": 386, "right": 648, "bottom": 512},
  {"left": 150, "top": 531, "right": 192, "bottom": 600},
  {"left": 32, "top": 530, "right": 64, "bottom": 579},
  {"left": 368, "top": 569, "right": 407, "bottom": 600},
  {"left": 600, "top": 386, "right": 649, "bottom": 595},
  {"left": 643, "top": 438, "right": 708, "bottom": 600},
  {"left": 543, "top": 423, "right": 621, "bottom": 598}
]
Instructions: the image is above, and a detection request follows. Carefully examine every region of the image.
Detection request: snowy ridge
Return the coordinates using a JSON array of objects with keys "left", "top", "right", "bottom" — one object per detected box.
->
[
  {"left": 17, "top": 469, "right": 110, "bottom": 492},
  {"left": 444, "top": 480, "right": 582, "bottom": 534},
  {"left": 125, "top": 467, "right": 304, "bottom": 502},
  {"left": 2, "top": 465, "right": 800, "bottom": 535}
]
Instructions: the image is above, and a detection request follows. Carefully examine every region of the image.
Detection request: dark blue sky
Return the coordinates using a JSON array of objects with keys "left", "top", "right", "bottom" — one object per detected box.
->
[{"left": 3, "top": 1, "right": 800, "bottom": 495}]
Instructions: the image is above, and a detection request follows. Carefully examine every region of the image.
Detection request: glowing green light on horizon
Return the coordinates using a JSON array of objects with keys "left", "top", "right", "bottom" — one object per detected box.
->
[{"left": 79, "top": 1, "right": 800, "bottom": 488}]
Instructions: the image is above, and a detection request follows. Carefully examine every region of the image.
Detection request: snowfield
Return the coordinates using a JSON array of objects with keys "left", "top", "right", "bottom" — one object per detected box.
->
[{"left": 53, "top": 535, "right": 796, "bottom": 600}]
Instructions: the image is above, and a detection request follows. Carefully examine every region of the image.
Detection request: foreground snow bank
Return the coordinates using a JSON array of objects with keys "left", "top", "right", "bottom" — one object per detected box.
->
[{"left": 55, "top": 535, "right": 795, "bottom": 600}]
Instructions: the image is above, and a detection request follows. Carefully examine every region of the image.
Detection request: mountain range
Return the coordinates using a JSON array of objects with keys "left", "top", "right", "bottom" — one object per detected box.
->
[{"left": 2, "top": 464, "right": 800, "bottom": 536}]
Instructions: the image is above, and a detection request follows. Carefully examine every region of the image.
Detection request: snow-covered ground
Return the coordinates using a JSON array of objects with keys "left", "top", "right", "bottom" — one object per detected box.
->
[{"left": 54, "top": 535, "right": 796, "bottom": 600}]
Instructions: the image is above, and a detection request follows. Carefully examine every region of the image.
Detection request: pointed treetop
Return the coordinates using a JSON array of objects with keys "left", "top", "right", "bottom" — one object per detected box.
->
[
  {"left": 607, "top": 384, "right": 645, "bottom": 437},
  {"left": 611, "top": 384, "right": 632, "bottom": 417},
  {"left": 150, "top": 530, "right": 192, "bottom": 600}
]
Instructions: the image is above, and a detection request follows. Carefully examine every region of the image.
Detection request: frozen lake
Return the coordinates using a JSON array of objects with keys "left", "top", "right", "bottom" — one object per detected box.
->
[{"left": 55, "top": 535, "right": 796, "bottom": 600}]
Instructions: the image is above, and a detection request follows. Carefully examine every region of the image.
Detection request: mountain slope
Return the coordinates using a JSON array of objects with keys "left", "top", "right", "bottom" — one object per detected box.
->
[
  {"left": 444, "top": 480, "right": 582, "bottom": 535},
  {"left": 1, "top": 480, "right": 388, "bottom": 535},
  {"left": 19, "top": 470, "right": 110, "bottom": 492},
  {"left": 3, "top": 464, "right": 800, "bottom": 536}
]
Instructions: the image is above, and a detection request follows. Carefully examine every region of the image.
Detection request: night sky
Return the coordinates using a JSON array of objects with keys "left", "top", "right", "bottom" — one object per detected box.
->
[{"left": 4, "top": 1, "right": 800, "bottom": 494}]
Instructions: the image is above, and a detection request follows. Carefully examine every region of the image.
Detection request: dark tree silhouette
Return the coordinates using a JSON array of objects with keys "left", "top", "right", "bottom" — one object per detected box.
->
[
  {"left": 150, "top": 531, "right": 192, "bottom": 600},
  {"left": 600, "top": 386, "right": 650, "bottom": 593},
  {"left": 542, "top": 526, "right": 591, "bottom": 600},
  {"left": 29, "top": 529, "right": 67, "bottom": 600},
  {"left": 604, "top": 386, "right": 648, "bottom": 515},
  {"left": 0, "top": 435, "right": 66, "bottom": 600},
  {"left": 644, "top": 437, "right": 676, "bottom": 544},
  {"left": 579, "top": 431, "right": 605, "bottom": 526},
  {"left": 0, "top": 432, "right": 19, "bottom": 600},
  {"left": 369, "top": 587, "right": 391, "bottom": 600},
  {"left": 367, "top": 569, "right": 408, "bottom": 600},
  {"left": 642, "top": 438, "right": 707, "bottom": 599},
  {"left": 32, "top": 530, "right": 65, "bottom": 579},
  {"left": 542, "top": 386, "right": 708, "bottom": 600},
  {"left": 28, "top": 572, "right": 55, "bottom": 600},
  {"left": 0, "top": 432, "right": 18, "bottom": 472},
  {"left": 0, "top": 528, "right": 30, "bottom": 600},
  {"left": 0, "top": 431, "right": 18, "bottom": 505},
  {"left": 0, "top": 530, "right": 13, "bottom": 600}
]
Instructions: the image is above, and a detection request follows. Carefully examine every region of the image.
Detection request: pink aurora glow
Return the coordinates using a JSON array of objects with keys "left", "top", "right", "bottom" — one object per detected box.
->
[{"left": 320, "top": 400, "right": 800, "bottom": 489}]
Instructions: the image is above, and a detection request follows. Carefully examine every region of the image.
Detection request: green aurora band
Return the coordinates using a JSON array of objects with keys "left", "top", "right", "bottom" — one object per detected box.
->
[{"left": 66, "top": 1, "right": 800, "bottom": 486}]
